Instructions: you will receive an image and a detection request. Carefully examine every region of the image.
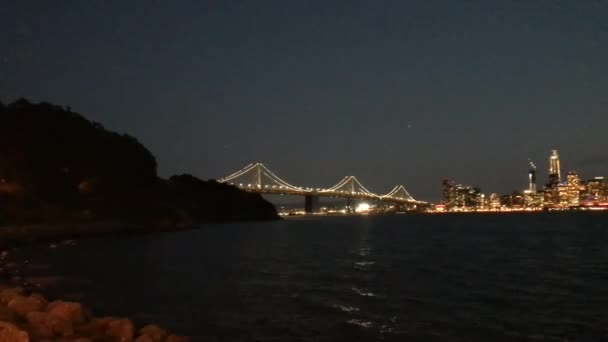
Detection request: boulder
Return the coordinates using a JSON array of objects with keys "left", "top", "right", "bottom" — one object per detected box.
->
[
  {"left": 26, "top": 311, "right": 73, "bottom": 338},
  {"left": 0, "top": 304, "right": 17, "bottom": 321},
  {"left": 8, "top": 295, "right": 47, "bottom": 317},
  {"left": 0, "top": 320, "right": 30, "bottom": 342},
  {"left": 73, "top": 316, "right": 113, "bottom": 339},
  {"left": 139, "top": 324, "right": 166, "bottom": 341},
  {"left": 0, "top": 287, "right": 24, "bottom": 304},
  {"left": 105, "top": 318, "right": 134, "bottom": 342},
  {"left": 165, "top": 335, "right": 189, "bottom": 342},
  {"left": 47, "top": 301, "right": 86, "bottom": 324},
  {"left": 30, "top": 293, "right": 48, "bottom": 305},
  {"left": 134, "top": 335, "right": 155, "bottom": 342}
]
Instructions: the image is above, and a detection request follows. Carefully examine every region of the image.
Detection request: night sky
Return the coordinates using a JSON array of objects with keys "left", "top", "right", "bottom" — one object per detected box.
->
[{"left": 2, "top": 1, "right": 607, "bottom": 201}]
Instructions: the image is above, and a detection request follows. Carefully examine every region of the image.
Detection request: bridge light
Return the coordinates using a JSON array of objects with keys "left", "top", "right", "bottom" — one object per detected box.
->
[{"left": 355, "top": 202, "right": 370, "bottom": 213}]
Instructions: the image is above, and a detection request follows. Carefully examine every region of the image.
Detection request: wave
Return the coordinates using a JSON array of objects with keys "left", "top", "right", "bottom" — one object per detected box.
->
[
  {"left": 351, "top": 287, "right": 376, "bottom": 297},
  {"left": 354, "top": 261, "right": 375, "bottom": 267},
  {"left": 333, "top": 304, "right": 360, "bottom": 313},
  {"left": 347, "top": 319, "right": 373, "bottom": 328}
]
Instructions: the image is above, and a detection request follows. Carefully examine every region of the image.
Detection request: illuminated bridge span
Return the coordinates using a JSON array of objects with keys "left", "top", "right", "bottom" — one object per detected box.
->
[{"left": 218, "top": 162, "right": 425, "bottom": 212}]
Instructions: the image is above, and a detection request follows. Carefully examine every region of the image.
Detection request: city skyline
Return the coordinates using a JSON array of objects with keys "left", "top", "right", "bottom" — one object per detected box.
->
[
  {"left": 2, "top": 1, "right": 607, "bottom": 200},
  {"left": 440, "top": 148, "right": 608, "bottom": 211}
]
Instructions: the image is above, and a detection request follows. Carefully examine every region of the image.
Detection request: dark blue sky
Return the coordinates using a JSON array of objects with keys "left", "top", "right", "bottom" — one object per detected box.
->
[{"left": 2, "top": 1, "right": 607, "bottom": 200}]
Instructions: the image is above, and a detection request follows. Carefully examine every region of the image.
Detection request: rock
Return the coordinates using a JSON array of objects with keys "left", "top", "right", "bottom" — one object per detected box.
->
[
  {"left": 26, "top": 311, "right": 73, "bottom": 338},
  {"left": 139, "top": 324, "right": 166, "bottom": 341},
  {"left": 74, "top": 316, "right": 115, "bottom": 339},
  {"left": 30, "top": 293, "right": 48, "bottom": 305},
  {"left": 105, "top": 318, "right": 134, "bottom": 342},
  {"left": 0, "top": 320, "right": 29, "bottom": 341},
  {"left": 165, "top": 335, "right": 189, "bottom": 342},
  {"left": 0, "top": 305, "right": 17, "bottom": 321},
  {"left": 4, "top": 262, "right": 18, "bottom": 269},
  {"left": 8, "top": 295, "right": 47, "bottom": 317},
  {"left": 134, "top": 335, "right": 155, "bottom": 342},
  {"left": 0, "top": 287, "right": 24, "bottom": 304},
  {"left": 47, "top": 301, "right": 86, "bottom": 324}
]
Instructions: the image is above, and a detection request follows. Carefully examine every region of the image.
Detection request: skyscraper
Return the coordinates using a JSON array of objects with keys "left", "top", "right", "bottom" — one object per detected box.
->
[
  {"left": 548, "top": 149, "right": 561, "bottom": 185},
  {"left": 528, "top": 160, "right": 537, "bottom": 193},
  {"left": 566, "top": 172, "right": 581, "bottom": 207},
  {"left": 441, "top": 178, "right": 455, "bottom": 207}
]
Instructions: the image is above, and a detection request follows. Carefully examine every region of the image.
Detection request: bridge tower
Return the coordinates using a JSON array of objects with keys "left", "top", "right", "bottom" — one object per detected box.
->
[
  {"left": 304, "top": 195, "right": 320, "bottom": 214},
  {"left": 254, "top": 164, "right": 262, "bottom": 189},
  {"left": 346, "top": 197, "right": 354, "bottom": 213}
]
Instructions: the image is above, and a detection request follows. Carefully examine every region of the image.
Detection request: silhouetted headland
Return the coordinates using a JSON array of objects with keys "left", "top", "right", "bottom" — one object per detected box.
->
[{"left": 0, "top": 99, "right": 279, "bottom": 244}]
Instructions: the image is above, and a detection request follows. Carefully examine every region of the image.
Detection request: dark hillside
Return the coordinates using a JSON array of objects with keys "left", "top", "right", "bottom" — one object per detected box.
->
[{"left": 0, "top": 99, "right": 278, "bottom": 225}]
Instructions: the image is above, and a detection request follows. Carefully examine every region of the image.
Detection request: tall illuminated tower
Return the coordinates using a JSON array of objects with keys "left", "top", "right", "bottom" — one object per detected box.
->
[
  {"left": 548, "top": 149, "right": 561, "bottom": 185},
  {"left": 528, "top": 160, "right": 537, "bottom": 193}
]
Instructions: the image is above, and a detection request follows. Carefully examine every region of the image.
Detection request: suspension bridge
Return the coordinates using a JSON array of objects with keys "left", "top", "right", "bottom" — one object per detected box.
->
[{"left": 217, "top": 162, "right": 425, "bottom": 213}]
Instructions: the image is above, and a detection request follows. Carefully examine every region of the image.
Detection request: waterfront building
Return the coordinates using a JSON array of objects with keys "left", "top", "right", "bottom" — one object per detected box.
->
[
  {"left": 542, "top": 187, "right": 556, "bottom": 208},
  {"left": 477, "top": 193, "right": 487, "bottom": 210},
  {"left": 557, "top": 182, "right": 569, "bottom": 208},
  {"left": 586, "top": 177, "right": 607, "bottom": 202},
  {"left": 441, "top": 178, "right": 456, "bottom": 208},
  {"left": 523, "top": 189, "right": 542, "bottom": 208},
  {"left": 489, "top": 193, "right": 500, "bottom": 210},
  {"left": 566, "top": 172, "right": 581, "bottom": 207},
  {"left": 515, "top": 193, "right": 524, "bottom": 207}
]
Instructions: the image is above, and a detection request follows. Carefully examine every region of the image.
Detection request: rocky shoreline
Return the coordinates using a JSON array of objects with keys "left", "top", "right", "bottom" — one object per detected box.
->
[{"left": 0, "top": 247, "right": 189, "bottom": 342}]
